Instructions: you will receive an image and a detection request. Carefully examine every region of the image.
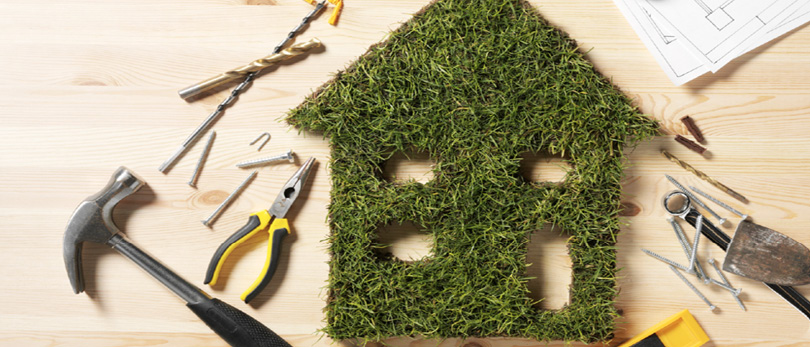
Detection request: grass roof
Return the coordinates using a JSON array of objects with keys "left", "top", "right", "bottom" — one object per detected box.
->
[{"left": 287, "top": 0, "right": 658, "bottom": 343}]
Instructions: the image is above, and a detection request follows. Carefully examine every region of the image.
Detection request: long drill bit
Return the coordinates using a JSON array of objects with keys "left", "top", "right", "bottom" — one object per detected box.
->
[
  {"left": 158, "top": 1, "right": 327, "bottom": 173},
  {"left": 178, "top": 38, "right": 322, "bottom": 99},
  {"left": 661, "top": 150, "right": 748, "bottom": 203}
]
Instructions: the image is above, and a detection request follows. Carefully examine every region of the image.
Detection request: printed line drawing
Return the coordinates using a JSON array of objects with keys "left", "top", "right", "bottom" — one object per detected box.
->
[
  {"left": 644, "top": 7, "right": 677, "bottom": 44},
  {"left": 613, "top": 0, "right": 809, "bottom": 84},
  {"left": 694, "top": 0, "right": 736, "bottom": 30},
  {"left": 646, "top": 0, "right": 803, "bottom": 65}
]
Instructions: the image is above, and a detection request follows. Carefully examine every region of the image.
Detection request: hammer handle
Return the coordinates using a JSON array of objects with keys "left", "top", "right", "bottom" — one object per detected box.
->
[{"left": 109, "top": 234, "right": 291, "bottom": 346}]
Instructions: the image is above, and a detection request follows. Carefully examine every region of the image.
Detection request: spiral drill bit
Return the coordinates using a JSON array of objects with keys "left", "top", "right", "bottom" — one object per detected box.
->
[
  {"left": 159, "top": 2, "right": 327, "bottom": 173},
  {"left": 661, "top": 150, "right": 748, "bottom": 203},
  {"left": 178, "top": 38, "right": 322, "bottom": 100}
]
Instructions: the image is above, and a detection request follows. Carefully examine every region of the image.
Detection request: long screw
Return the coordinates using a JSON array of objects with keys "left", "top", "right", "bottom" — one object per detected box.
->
[
  {"left": 202, "top": 171, "right": 258, "bottom": 227},
  {"left": 642, "top": 248, "right": 695, "bottom": 274},
  {"left": 669, "top": 218, "right": 708, "bottom": 282},
  {"left": 689, "top": 185, "right": 749, "bottom": 220},
  {"left": 707, "top": 278, "right": 742, "bottom": 295},
  {"left": 662, "top": 150, "right": 748, "bottom": 203},
  {"left": 236, "top": 150, "right": 294, "bottom": 168},
  {"left": 665, "top": 174, "right": 727, "bottom": 225},
  {"left": 669, "top": 265, "right": 716, "bottom": 311},
  {"left": 188, "top": 131, "right": 216, "bottom": 188},
  {"left": 688, "top": 215, "right": 703, "bottom": 274},
  {"left": 158, "top": 2, "right": 327, "bottom": 173},
  {"left": 710, "top": 258, "right": 746, "bottom": 311}
]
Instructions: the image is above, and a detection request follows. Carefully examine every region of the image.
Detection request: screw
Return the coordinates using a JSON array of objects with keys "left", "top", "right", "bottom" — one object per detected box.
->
[
  {"left": 202, "top": 170, "right": 257, "bottom": 227},
  {"left": 669, "top": 265, "right": 716, "bottom": 311},
  {"left": 642, "top": 248, "right": 695, "bottom": 274},
  {"left": 688, "top": 215, "right": 703, "bottom": 274},
  {"left": 236, "top": 149, "right": 294, "bottom": 168},
  {"left": 665, "top": 175, "right": 727, "bottom": 225},
  {"left": 689, "top": 185, "right": 748, "bottom": 221},
  {"left": 668, "top": 218, "right": 708, "bottom": 283},
  {"left": 188, "top": 131, "right": 216, "bottom": 188},
  {"left": 709, "top": 258, "right": 746, "bottom": 311},
  {"left": 707, "top": 278, "right": 742, "bottom": 295}
]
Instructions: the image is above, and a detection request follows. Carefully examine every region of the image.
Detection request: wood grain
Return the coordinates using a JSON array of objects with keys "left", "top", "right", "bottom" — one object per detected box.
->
[{"left": 2, "top": 0, "right": 810, "bottom": 346}]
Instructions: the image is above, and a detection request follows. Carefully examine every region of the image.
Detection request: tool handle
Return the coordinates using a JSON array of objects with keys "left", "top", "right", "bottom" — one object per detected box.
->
[
  {"left": 241, "top": 218, "right": 290, "bottom": 303},
  {"left": 109, "top": 233, "right": 210, "bottom": 304},
  {"left": 108, "top": 234, "right": 291, "bottom": 345},
  {"left": 188, "top": 297, "right": 292, "bottom": 347},
  {"left": 683, "top": 210, "right": 810, "bottom": 321},
  {"left": 205, "top": 211, "right": 272, "bottom": 286}
]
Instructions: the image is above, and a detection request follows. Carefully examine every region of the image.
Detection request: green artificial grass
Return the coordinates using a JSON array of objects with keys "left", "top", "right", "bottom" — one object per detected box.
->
[{"left": 287, "top": 0, "right": 658, "bottom": 343}]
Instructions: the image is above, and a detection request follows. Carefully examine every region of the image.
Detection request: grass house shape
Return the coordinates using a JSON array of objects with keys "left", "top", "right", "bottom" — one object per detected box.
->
[{"left": 288, "top": 0, "right": 657, "bottom": 343}]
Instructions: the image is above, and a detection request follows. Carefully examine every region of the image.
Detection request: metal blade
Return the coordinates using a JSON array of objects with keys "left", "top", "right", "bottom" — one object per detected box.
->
[{"left": 723, "top": 220, "right": 810, "bottom": 286}]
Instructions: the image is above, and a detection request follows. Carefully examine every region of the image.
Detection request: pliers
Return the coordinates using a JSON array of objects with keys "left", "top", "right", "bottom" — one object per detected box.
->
[{"left": 204, "top": 157, "right": 315, "bottom": 303}]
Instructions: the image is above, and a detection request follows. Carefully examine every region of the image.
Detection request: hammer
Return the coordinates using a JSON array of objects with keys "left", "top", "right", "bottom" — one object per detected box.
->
[{"left": 63, "top": 167, "right": 291, "bottom": 347}]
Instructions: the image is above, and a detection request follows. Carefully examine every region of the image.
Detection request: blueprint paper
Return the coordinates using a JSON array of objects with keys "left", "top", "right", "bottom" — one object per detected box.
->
[
  {"left": 614, "top": 0, "right": 710, "bottom": 85},
  {"left": 738, "top": 1, "right": 810, "bottom": 57},
  {"left": 613, "top": 0, "right": 810, "bottom": 85},
  {"left": 646, "top": 0, "right": 801, "bottom": 72}
]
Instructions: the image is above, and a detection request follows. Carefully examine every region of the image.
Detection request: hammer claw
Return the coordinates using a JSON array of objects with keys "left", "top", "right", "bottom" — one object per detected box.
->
[
  {"left": 64, "top": 241, "right": 84, "bottom": 294},
  {"left": 63, "top": 167, "right": 144, "bottom": 293}
]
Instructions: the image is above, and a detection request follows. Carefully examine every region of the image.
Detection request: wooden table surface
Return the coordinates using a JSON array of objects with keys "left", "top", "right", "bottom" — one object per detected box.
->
[{"left": 2, "top": 0, "right": 810, "bottom": 346}]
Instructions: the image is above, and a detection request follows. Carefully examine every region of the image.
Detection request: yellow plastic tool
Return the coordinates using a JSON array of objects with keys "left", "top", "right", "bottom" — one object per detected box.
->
[
  {"left": 204, "top": 157, "right": 315, "bottom": 303},
  {"left": 303, "top": 0, "right": 343, "bottom": 25},
  {"left": 618, "top": 309, "right": 709, "bottom": 347}
]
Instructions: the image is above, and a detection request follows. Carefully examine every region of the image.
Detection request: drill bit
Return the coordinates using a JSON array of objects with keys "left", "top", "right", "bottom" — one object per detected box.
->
[
  {"left": 178, "top": 38, "right": 322, "bottom": 100},
  {"left": 661, "top": 150, "right": 748, "bottom": 203},
  {"left": 158, "top": 2, "right": 327, "bottom": 173}
]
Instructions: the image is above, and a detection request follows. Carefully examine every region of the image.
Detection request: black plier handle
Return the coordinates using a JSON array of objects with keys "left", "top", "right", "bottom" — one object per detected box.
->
[{"left": 204, "top": 210, "right": 290, "bottom": 303}]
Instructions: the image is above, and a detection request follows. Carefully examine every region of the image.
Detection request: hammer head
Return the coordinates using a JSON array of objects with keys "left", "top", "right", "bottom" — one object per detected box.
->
[{"left": 63, "top": 167, "right": 145, "bottom": 294}]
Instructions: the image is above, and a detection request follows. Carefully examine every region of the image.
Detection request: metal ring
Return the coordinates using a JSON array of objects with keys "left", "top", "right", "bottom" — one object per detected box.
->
[{"left": 663, "top": 190, "right": 691, "bottom": 216}]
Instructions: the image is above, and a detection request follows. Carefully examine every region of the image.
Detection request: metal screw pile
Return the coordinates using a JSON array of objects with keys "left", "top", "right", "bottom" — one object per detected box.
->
[{"left": 642, "top": 175, "right": 751, "bottom": 311}]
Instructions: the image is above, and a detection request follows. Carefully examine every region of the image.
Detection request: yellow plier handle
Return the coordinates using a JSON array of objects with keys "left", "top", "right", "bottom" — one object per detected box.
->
[{"left": 203, "top": 210, "right": 291, "bottom": 303}]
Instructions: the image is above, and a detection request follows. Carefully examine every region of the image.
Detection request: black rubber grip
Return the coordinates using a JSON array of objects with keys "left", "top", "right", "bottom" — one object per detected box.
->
[
  {"left": 188, "top": 297, "right": 292, "bottom": 347},
  {"left": 243, "top": 227, "right": 289, "bottom": 303},
  {"left": 683, "top": 210, "right": 810, "bottom": 321},
  {"left": 205, "top": 215, "right": 263, "bottom": 285}
]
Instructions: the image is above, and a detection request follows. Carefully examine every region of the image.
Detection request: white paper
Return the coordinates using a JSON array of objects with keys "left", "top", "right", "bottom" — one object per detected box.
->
[
  {"left": 614, "top": 0, "right": 710, "bottom": 85},
  {"left": 737, "top": 1, "right": 810, "bottom": 57},
  {"left": 612, "top": 0, "right": 810, "bottom": 85}
]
